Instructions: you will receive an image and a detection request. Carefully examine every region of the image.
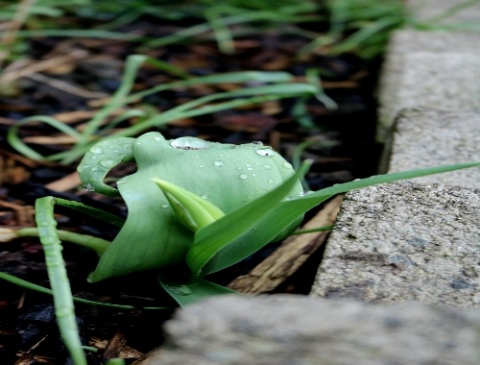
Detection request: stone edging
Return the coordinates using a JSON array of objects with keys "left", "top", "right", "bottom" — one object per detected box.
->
[{"left": 310, "top": 0, "right": 480, "bottom": 307}]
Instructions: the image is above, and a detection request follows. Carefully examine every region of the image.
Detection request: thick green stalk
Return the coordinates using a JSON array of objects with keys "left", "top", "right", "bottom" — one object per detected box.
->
[{"left": 35, "top": 197, "right": 87, "bottom": 365}]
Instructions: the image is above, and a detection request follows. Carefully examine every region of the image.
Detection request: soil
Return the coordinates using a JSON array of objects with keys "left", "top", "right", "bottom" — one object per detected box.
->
[{"left": 0, "top": 13, "right": 382, "bottom": 364}]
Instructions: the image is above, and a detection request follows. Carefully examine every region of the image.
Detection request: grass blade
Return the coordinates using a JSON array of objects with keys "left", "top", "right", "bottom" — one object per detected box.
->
[
  {"left": 0, "top": 272, "right": 172, "bottom": 311},
  {"left": 186, "top": 161, "right": 311, "bottom": 277}
]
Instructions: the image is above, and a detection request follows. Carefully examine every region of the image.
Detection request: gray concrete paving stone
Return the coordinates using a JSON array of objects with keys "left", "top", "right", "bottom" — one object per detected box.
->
[
  {"left": 377, "top": 52, "right": 480, "bottom": 141},
  {"left": 310, "top": 181, "right": 480, "bottom": 308},
  {"left": 141, "top": 295, "right": 480, "bottom": 365},
  {"left": 407, "top": 0, "right": 480, "bottom": 25},
  {"left": 388, "top": 108, "right": 480, "bottom": 188}
]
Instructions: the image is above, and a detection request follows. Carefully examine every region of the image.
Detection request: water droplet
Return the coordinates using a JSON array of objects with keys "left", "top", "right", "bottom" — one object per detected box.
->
[
  {"left": 201, "top": 194, "right": 209, "bottom": 200},
  {"left": 108, "top": 145, "right": 115, "bottom": 149},
  {"left": 77, "top": 164, "right": 89, "bottom": 173},
  {"left": 237, "top": 167, "right": 242, "bottom": 170},
  {"left": 299, "top": 190, "right": 313, "bottom": 196},
  {"left": 99, "top": 159, "right": 116, "bottom": 168},
  {"left": 89, "top": 146, "right": 103, "bottom": 155},
  {"left": 199, "top": 165, "right": 205, "bottom": 168},
  {"left": 247, "top": 166, "right": 253, "bottom": 171},
  {"left": 84, "top": 183, "right": 95, "bottom": 192},
  {"left": 161, "top": 204, "right": 169, "bottom": 208},
  {"left": 252, "top": 174, "right": 256, "bottom": 177},
  {"left": 215, "top": 160, "right": 224, "bottom": 167},
  {"left": 267, "top": 178, "right": 275, "bottom": 184},
  {"left": 255, "top": 149, "right": 274, "bottom": 157},
  {"left": 263, "top": 164, "right": 272, "bottom": 170},
  {"left": 154, "top": 137, "right": 162, "bottom": 141},
  {"left": 239, "top": 173, "right": 248, "bottom": 180},
  {"left": 170, "top": 137, "right": 210, "bottom": 150},
  {"left": 165, "top": 284, "right": 193, "bottom": 296},
  {"left": 282, "top": 162, "right": 293, "bottom": 169},
  {"left": 252, "top": 141, "right": 263, "bottom": 146}
]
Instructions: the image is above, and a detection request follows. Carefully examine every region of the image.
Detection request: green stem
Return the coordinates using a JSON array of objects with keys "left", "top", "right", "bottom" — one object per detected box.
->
[
  {"left": 35, "top": 197, "right": 87, "bottom": 365},
  {"left": 0, "top": 272, "right": 173, "bottom": 311}
]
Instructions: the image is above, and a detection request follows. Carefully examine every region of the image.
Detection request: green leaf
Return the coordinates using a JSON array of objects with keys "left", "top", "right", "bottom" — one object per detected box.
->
[
  {"left": 88, "top": 132, "right": 303, "bottom": 282},
  {"left": 158, "top": 275, "right": 238, "bottom": 307},
  {"left": 186, "top": 161, "right": 310, "bottom": 277},
  {"left": 187, "top": 161, "right": 480, "bottom": 277},
  {"left": 152, "top": 178, "right": 225, "bottom": 232}
]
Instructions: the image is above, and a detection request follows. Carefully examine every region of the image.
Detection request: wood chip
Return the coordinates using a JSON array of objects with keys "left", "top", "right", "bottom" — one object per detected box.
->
[
  {"left": 90, "top": 335, "right": 144, "bottom": 360},
  {"left": 228, "top": 195, "right": 344, "bottom": 294},
  {"left": 45, "top": 172, "right": 82, "bottom": 192}
]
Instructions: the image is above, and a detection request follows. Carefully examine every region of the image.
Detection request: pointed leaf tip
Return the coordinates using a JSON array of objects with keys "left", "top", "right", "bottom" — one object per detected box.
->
[{"left": 152, "top": 178, "right": 225, "bottom": 232}]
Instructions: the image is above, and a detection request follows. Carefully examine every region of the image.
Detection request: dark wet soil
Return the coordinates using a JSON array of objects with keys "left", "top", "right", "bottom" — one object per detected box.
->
[{"left": 0, "top": 13, "right": 383, "bottom": 364}]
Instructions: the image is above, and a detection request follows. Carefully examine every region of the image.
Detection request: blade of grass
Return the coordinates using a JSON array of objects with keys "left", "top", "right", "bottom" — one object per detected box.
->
[
  {"left": 7, "top": 115, "right": 81, "bottom": 161},
  {"left": 0, "top": 272, "right": 172, "bottom": 311},
  {"left": 188, "top": 161, "right": 480, "bottom": 277},
  {"left": 186, "top": 161, "right": 311, "bottom": 277}
]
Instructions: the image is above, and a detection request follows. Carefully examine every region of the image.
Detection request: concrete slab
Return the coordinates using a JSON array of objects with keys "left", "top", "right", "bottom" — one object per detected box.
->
[
  {"left": 387, "top": 108, "right": 480, "bottom": 188},
  {"left": 377, "top": 52, "right": 480, "bottom": 141},
  {"left": 310, "top": 181, "right": 480, "bottom": 308},
  {"left": 408, "top": 0, "right": 480, "bottom": 25},
  {"left": 140, "top": 295, "right": 480, "bottom": 365}
]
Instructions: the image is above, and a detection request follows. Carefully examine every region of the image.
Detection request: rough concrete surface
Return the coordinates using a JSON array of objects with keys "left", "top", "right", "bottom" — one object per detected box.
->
[
  {"left": 311, "top": 181, "right": 480, "bottom": 308},
  {"left": 377, "top": 30, "right": 480, "bottom": 140},
  {"left": 377, "top": 52, "right": 480, "bottom": 141},
  {"left": 139, "top": 295, "right": 480, "bottom": 365},
  {"left": 408, "top": 0, "right": 480, "bottom": 24},
  {"left": 388, "top": 108, "right": 480, "bottom": 187}
]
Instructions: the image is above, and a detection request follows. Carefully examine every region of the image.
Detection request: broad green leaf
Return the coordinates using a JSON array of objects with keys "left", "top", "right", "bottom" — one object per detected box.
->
[
  {"left": 87, "top": 132, "right": 303, "bottom": 282},
  {"left": 186, "top": 161, "right": 310, "bottom": 277}
]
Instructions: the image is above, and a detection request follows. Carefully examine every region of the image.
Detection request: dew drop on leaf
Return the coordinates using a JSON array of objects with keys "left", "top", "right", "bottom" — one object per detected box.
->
[
  {"left": 84, "top": 183, "right": 95, "bottom": 191},
  {"left": 267, "top": 178, "right": 275, "bottom": 184},
  {"left": 89, "top": 146, "right": 104, "bottom": 155},
  {"left": 239, "top": 173, "right": 248, "bottom": 180},
  {"left": 255, "top": 148, "right": 274, "bottom": 157},
  {"left": 99, "top": 159, "right": 116, "bottom": 168},
  {"left": 214, "top": 160, "right": 224, "bottom": 167},
  {"left": 170, "top": 137, "right": 210, "bottom": 150},
  {"left": 282, "top": 162, "right": 293, "bottom": 169},
  {"left": 263, "top": 164, "right": 272, "bottom": 170},
  {"left": 165, "top": 284, "right": 193, "bottom": 296}
]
